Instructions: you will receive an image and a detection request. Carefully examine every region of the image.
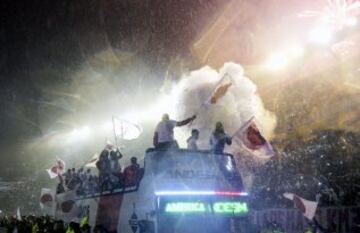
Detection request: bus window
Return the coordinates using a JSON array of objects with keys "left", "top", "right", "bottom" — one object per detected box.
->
[{"left": 145, "top": 149, "right": 244, "bottom": 192}]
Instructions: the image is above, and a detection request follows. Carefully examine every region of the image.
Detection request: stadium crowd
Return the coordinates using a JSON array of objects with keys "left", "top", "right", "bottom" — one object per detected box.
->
[{"left": 0, "top": 215, "right": 118, "bottom": 233}]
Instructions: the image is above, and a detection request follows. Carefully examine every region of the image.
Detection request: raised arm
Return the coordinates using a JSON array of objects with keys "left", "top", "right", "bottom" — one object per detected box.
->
[{"left": 176, "top": 115, "right": 196, "bottom": 127}]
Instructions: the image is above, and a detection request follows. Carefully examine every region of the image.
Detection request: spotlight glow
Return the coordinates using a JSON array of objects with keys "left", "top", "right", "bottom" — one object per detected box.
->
[
  {"left": 308, "top": 25, "right": 334, "bottom": 44},
  {"left": 70, "top": 126, "right": 90, "bottom": 139},
  {"left": 264, "top": 53, "right": 289, "bottom": 71},
  {"left": 101, "top": 121, "right": 113, "bottom": 131},
  {"left": 345, "top": 17, "right": 358, "bottom": 27},
  {"left": 287, "top": 44, "right": 305, "bottom": 58}
]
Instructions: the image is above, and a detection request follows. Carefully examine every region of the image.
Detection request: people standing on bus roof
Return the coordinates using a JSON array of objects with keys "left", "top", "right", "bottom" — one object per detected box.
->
[
  {"left": 153, "top": 113, "right": 196, "bottom": 149},
  {"left": 124, "top": 157, "right": 142, "bottom": 186},
  {"left": 210, "top": 122, "right": 232, "bottom": 154},
  {"left": 187, "top": 129, "right": 200, "bottom": 150},
  {"left": 96, "top": 150, "right": 111, "bottom": 192},
  {"left": 109, "top": 149, "right": 122, "bottom": 173}
]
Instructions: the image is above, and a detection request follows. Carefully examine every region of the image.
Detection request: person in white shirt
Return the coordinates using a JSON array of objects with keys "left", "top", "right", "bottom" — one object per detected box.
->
[
  {"left": 187, "top": 129, "right": 200, "bottom": 150},
  {"left": 153, "top": 113, "right": 196, "bottom": 149}
]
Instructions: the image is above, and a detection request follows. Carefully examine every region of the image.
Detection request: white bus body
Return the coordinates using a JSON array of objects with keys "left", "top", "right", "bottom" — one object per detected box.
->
[{"left": 60, "top": 149, "right": 250, "bottom": 233}]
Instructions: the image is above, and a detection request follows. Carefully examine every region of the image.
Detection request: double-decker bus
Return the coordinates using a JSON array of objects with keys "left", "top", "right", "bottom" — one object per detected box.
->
[{"left": 58, "top": 148, "right": 250, "bottom": 233}]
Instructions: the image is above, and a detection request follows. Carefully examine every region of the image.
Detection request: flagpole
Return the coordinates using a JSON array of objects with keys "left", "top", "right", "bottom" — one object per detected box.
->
[
  {"left": 231, "top": 115, "right": 255, "bottom": 138},
  {"left": 112, "top": 116, "right": 119, "bottom": 148},
  {"left": 204, "top": 72, "right": 230, "bottom": 105},
  {"left": 190, "top": 72, "right": 231, "bottom": 126}
]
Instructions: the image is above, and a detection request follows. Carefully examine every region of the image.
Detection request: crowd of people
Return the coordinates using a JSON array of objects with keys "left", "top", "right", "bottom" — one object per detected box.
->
[
  {"left": 56, "top": 148, "right": 143, "bottom": 196},
  {"left": 0, "top": 215, "right": 120, "bottom": 233},
  {"left": 154, "top": 113, "right": 232, "bottom": 154},
  {"left": 0, "top": 215, "right": 86, "bottom": 233},
  {"left": 3, "top": 215, "right": 357, "bottom": 233}
]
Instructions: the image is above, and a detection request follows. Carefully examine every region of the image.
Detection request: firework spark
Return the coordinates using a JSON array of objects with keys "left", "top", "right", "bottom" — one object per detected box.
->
[{"left": 300, "top": 0, "right": 360, "bottom": 30}]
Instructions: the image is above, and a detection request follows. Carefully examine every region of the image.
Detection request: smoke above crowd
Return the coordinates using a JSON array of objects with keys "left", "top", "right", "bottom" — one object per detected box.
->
[{"left": 167, "top": 62, "right": 276, "bottom": 149}]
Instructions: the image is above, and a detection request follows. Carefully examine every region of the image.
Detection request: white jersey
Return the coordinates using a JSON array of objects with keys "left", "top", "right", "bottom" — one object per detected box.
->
[{"left": 155, "top": 120, "right": 177, "bottom": 143}]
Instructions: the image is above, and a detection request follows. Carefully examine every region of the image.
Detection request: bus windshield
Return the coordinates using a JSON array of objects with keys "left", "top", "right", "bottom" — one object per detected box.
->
[{"left": 145, "top": 149, "right": 243, "bottom": 192}]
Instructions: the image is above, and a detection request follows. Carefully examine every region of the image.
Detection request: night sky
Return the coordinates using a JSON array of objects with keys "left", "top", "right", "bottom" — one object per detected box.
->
[{"left": 1, "top": 0, "right": 230, "bottom": 211}]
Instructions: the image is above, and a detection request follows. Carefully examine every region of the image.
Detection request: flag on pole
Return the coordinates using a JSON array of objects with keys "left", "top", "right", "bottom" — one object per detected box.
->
[
  {"left": 112, "top": 117, "right": 143, "bottom": 141},
  {"left": 205, "top": 73, "right": 232, "bottom": 106},
  {"left": 85, "top": 154, "right": 99, "bottom": 168},
  {"left": 56, "top": 190, "right": 79, "bottom": 222},
  {"left": 16, "top": 207, "right": 21, "bottom": 221},
  {"left": 231, "top": 117, "right": 274, "bottom": 157},
  {"left": 46, "top": 158, "right": 66, "bottom": 179},
  {"left": 40, "top": 188, "right": 56, "bottom": 216},
  {"left": 283, "top": 193, "right": 318, "bottom": 220}
]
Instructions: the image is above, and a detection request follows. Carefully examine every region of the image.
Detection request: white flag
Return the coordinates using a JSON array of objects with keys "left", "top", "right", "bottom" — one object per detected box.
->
[
  {"left": 56, "top": 190, "right": 79, "bottom": 222},
  {"left": 46, "top": 158, "right": 66, "bottom": 179},
  {"left": 40, "top": 188, "right": 56, "bottom": 216},
  {"left": 16, "top": 208, "right": 21, "bottom": 221},
  {"left": 283, "top": 192, "right": 318, "bottom": 220},
  {"left": 112, "top": 117, "right": 142, "bottom": 141}
]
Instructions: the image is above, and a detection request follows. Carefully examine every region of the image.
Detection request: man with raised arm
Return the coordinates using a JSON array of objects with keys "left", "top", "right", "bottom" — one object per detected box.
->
[{"left": 153, "top": 113, "right": 196, "bottom": 149}]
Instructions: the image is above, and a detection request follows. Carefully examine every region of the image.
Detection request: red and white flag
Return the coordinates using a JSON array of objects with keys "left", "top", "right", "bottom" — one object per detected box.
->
[
  {"left": 231, "top": 116, "right": 274, "bottom": 157},
  {"left": 283, "top": 192, "right": 318, "bottom": 220},
  {"left": 204, "top": 73, "right": 232, "bottom": 106},
  {"left": 40, "top": 188, "right": 56, "bottom": 216},
  {"left": 46, "top": 158, "right": 66, "bottom": 179},
  {"left": 56, "top": 190, "right": 79, "bottom": 222}
]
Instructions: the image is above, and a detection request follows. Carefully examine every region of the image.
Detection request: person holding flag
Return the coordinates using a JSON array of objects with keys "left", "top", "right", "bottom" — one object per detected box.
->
[{"left": 210, "top": 122, "right": 232, "bottom": 154}]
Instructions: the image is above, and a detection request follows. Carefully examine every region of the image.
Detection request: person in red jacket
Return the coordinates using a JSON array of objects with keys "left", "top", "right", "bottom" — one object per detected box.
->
[{"left": 124, "top": 157, "right": 143, "bottom": 186}]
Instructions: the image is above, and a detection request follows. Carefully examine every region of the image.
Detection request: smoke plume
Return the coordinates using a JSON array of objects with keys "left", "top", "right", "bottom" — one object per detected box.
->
[{"left": 171, "top": 62, "right": 276, "bottom": 149}]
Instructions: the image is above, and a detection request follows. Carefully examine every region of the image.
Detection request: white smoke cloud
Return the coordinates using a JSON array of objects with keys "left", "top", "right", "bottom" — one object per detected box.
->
[
  {"left": 169, "top": 62, "right": 276, "bottom": 149},
  {"left": 168, "top": 62, "right": 276, "bottom": 191}
]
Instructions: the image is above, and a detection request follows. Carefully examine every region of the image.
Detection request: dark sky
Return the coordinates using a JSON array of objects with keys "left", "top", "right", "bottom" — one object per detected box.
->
[
  {"left": 0, "top": 0, "right": 235, "bottom": 211},
  {"left": 1, "top": 0, "right": 226, "bottom": 140},
  {"left": 0, "top": 0, "right": 235, "bottom": 182}
]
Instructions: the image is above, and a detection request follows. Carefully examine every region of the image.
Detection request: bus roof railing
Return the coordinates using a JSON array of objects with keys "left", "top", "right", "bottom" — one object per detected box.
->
[{"left": 145, "top": 148, "right": 235, "bottom": 159}]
